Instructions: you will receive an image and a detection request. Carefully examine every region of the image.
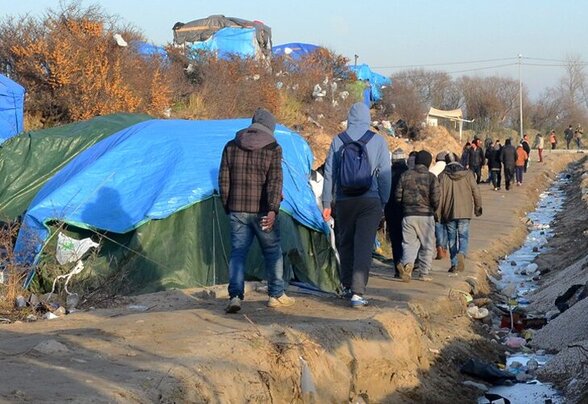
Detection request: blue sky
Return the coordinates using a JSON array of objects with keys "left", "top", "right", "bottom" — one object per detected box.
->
[{"left": 4, "top": 0, "right": 588, "bottom": 98}]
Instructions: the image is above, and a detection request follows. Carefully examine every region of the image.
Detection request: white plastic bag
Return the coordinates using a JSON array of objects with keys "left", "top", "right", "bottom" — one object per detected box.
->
[{"left": 56, "top": 233, "right": 99, "bottom": 265}]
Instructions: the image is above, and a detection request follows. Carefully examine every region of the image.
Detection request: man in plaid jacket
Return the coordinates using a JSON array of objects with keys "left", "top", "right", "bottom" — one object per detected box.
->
[{"left": 218, "top": 108, "right": 295, "bottom": 313}]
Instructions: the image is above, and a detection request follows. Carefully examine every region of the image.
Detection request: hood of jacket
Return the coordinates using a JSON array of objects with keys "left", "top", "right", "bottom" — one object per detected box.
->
[
  {"left": 234, "top": 125, "right": 276, "bottom": 150},
  {"left": 346, "top": 102, "right": 371, "bottom": 138},
  {"left": 444, "top": 162, "right": 469, "bottom": 180}
]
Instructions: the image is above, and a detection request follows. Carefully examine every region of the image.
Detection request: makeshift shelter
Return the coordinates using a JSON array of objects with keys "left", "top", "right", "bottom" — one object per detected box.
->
[
  {"left": 0, "top": 113, "right": 153, "bottom": 221},
  {"left": 348, "top": 64, "right": 391, "bottom": 103},
  {"left": 173, "top": 15, "right": 272, "bottom": 59},
  {"left": 272, "top": 43, "right": 320, "bottom": 60},
  {"left": 0, "top": 74, "right": 25, "bottom": 144},
  {"left": 426, "top": 107, "right": 472, "bottom": 142},
  {"left": 15, "top": 119, "right": 338, "bottom": 294},
  {"left": 130, "top": 41, "right": 168, "bottom": 61}
]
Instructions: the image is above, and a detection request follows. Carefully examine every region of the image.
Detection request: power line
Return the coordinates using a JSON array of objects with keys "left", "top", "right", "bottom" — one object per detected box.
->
[
  {"left": 371, "top": 57, "right": 515, "bottom": 69},
  {"left": 446, "top": 63, "right": 517, "bottom": 74}
]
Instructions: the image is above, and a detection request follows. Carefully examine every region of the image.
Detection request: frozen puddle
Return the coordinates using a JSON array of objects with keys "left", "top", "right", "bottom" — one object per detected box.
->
[{"left": 479, "top": 174, "right": 570, "bottom": 404}]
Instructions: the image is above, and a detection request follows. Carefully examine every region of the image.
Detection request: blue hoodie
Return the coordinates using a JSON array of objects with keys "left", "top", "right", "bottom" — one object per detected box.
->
[{"left": 322, "top": 103, "right": 392, "bottom": 207}]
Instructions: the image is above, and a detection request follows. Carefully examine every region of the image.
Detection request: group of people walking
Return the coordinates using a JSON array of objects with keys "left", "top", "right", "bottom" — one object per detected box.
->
[{"left": 217, "top": 102, "right": 577, "bottom": 312}]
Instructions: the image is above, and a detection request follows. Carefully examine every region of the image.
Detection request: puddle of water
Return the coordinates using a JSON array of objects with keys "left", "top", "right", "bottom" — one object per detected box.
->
[{"left": 478, "top": 174, "right": 570, "bottom": 403}]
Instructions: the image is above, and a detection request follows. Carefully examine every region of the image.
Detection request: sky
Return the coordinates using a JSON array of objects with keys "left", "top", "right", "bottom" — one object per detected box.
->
[{"left": 4, "top": 0, "right": 588, "bottom": 99}]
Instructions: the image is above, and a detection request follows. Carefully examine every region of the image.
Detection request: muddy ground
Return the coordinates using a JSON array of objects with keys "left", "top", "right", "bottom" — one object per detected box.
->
[{"left": 0, "top": 151, "right": 584, "bottom": 403}]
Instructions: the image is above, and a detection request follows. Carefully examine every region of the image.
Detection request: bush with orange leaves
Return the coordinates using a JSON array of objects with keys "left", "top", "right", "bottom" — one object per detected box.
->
[{"left": 0, "top": 3, "right": 173, "bottom": 125}]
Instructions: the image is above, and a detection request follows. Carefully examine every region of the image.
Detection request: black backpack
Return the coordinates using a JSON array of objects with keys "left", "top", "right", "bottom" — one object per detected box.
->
[{"left": 338, "top": 131, "right": 375, "bottom": 196}]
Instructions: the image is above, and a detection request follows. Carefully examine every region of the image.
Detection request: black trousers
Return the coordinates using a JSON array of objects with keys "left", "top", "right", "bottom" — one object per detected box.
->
[
  {"left": 504, "top": 166, "right": 514, "bottom": 190},
  {"left": 335, "top": 197, "right": 382, "bottom": 295},
  {"left": 470, "top": 166, "right": 482, "bottom": 184}
]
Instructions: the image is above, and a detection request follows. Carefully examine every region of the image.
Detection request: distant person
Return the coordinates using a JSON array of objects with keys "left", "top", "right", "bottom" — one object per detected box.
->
[
  {"left": 460, "top": 142, "right": 471, "bottom": 167},
  {"left": 467, "top": 138, "right": 485, "bottom": 184},
  {"left": 483, "top": 135, "right": 494, "bottom": 182},
  {"left": 407, "top": 150, "right": 418, "bottom": 169},
  {"left": 429, "top": 151, "right": 448, "bottom": 260},
  {"left": 322, "top": 102, "right": 391, "bottom": 308},
  {"left": 395, "top": 150, "right": 440, "bottom": 282},
  {"left": 385, "top": 148, "right": 409, "bottom": 275},
  {"left": 521, "top": 134, "right": 531, "bottom": 172},
  {"left": 534, "top": 133, "right": 544, "bottom": 162},
  {"left": 438, "top": 153, "right": 483, "bottom": 273},
  {"left": 515, "top": 143, "right": 528, "bottom": 186},
  {"left": 219, "top": 108, "right": 294, "bottom": 313},
  {"left": 549, "top": 130, "right": 557, "bottom": 150},
  {"left": 575, "top": 130, "right": 583, "bottom": 150},
  {"left": 564, "top": 125, "right": 574, "bottom": 149},
  {"left": 500, "top": 138, "right": 517, "bottom": 191},
  {"left": 487, "top": 140, "right": 503, "bottom": 190}
]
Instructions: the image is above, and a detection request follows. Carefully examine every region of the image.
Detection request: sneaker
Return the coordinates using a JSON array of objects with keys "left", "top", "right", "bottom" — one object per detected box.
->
[
  {"left": 456, "top": 253, "right": 466, "bottom": 272},
  {"left": 225, "top": 297, "right": 242, "bottom": 313},
  {"left": 415, "top": 273, "right": 433, "bottom": 281},
  {"left": 340, "top": 287, "right": 353, "bottom": 299},
  {"left": 396, "top": 262, "right": 414, "bottom": 283},
  {"left": 448, "top": 266, "right": 457, "bottom": 273},
  {"left": 350, "top": 294, "right": 368, "bottom": 308},
  {"left": 267, "top": 293, "right": 295, "bottom": 308}
]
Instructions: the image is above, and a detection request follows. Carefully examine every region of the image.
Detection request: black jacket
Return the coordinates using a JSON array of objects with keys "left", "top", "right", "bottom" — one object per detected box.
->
[
  {"left": 500, "top": 144, "right": 517, "bottom": 169},
  {"left": 487, "top": 146, "right": 502, "bottom": 170},
  {"left": 385, "top": 160, "right": 409, "bottom": 223}
]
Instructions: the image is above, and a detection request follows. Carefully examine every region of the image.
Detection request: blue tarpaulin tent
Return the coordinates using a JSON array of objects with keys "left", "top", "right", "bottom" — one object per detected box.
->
[
  {"left": 272, "top": 43, "right": 319, "bottom": 60},
  {"left": 16, "top": 119, "right": 338, "bottom": 293},
  {"left": 0, "top": 74, "right": 25, "bottom": 144},
  {"left": 348, "top": 64, "right": 391, "bottom": 103},
  {"left": 131, "top": 41, "right": 168, "bottom": 61},
  {"left": 187, "top": 27, "right": 259, "bottom": 59}
]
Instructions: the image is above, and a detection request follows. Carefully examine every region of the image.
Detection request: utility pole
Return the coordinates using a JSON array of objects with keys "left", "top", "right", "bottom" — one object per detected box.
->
[
  {"left": 518, "top": 54, "right": 523, "bottom": 140},
  {"left": 354, "top": 54, "right": 359, "bottom": 67}
]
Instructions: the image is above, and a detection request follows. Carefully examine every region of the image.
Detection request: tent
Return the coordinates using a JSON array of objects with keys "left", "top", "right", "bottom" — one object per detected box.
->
[
  {"left": 0, "top": 113, "right": 153, "bottom": 221},
  {"left": 272, "top": 43, "right": 320, "bottom": 60},
  {"left": 130, "top": 41, "right": 168, "bottom": 61},
  {"left": 173, "top": 15, "right": 272, "bottom": 59},
  {"left": 15, "top": 119, "right": 338, "bottom": 294},
  {"left": 0, "top": 74, "right": 25, "bottom": 144},
  {"left": 348, "top": 64, "right": 391, "bottom": 103}
]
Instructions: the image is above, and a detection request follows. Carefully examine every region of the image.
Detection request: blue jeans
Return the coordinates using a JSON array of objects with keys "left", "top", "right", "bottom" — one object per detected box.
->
[
  {"left": 228, "top": 212, "right": 284, "bottom": 299},
  {"left": 446, "top": 219, "right": 470, "bottom": 267},
  {"left": 515, "top": 166, "right": 524, "bottom": 183},
  {"left": 435, "top": 222, "right": 448, "bottom": 249}
]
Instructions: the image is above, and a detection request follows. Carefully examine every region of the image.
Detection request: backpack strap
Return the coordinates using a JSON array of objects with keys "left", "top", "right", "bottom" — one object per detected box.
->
[
  {"left": 338, "top": 132, "right": 352, "bottom": 144},
  {"left": 359, "top": 130, "right": 375, "bottom": 144}
]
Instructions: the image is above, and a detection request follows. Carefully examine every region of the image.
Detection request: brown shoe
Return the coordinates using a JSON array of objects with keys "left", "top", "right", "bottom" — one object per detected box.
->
[
  {"left": 435, "top": 246, "right": 447, "bottom": 260},
  {"left": 396, "top": 262, "right": 414, "bottom": 283}
]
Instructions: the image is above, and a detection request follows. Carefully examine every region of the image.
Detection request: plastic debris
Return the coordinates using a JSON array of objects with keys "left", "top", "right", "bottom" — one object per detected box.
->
[
  {"left": 460, "top": 358, "right": 516, "bottom": 385},
  {"left": 15, "top": 295, "right": 26, "bottom": 308},
  {"left": 463, "top": 380, "right": 489, "bottom": 392},
  {"left": 299, "top": 356, "right": 316, "bottom": 399},
  {"left": 505, "top": 336, "right": 526, "bottom": 349},
  {"left": 43, "top": 312, "right": 59, "bottom": 320},
  {"left": 467, "top": 305, "right": 489, "bottom": 320}
]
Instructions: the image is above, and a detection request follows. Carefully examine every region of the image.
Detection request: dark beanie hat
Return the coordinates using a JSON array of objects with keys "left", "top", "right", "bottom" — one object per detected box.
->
[
  {"left": 415, "top": 150, "right": 433, "bottom": 167},
  {"left": 251, "top": 108, "right": 276, "bottom": 134}
]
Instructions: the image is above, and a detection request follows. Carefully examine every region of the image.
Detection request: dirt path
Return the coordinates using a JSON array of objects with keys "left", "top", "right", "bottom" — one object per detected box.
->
[{"left": 0, "top": 152, "right": 582, "bottom": 403}]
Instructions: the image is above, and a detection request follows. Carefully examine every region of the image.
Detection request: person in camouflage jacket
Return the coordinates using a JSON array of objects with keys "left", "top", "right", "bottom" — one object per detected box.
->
[{"left": 394, "top": 150, "right": 440, "bottom": 282}]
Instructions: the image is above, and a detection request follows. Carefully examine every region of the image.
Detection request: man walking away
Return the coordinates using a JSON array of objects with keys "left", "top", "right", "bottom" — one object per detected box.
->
[
  {"left": 395, "top": 150, "right": 440, "bottom": 282},
  {"left": 564, "top": 125, "right": 574, "bottom": 149},
  {"left": 515, "top": 143, "right": 528, "bottom": 185},
  {"left": 430, "top": 151, "right": 448, "bottom": 260},
  {"left": 322, "top": 102, "right": 392, "bottom": 308},
  {"left": 549, "top": 130, "right": 557, "bottom": 150},
  {"left": 385, "top": 149, "right": 409, "bottom": 275},
  {"left": 219, "top": 108, "right": 295, "bottom": 313},
  {"left": 500, "top": 138, "right": 516, "bottom": 191},
  {"left": 438, "top": 153, "right": 483, "bottom": 273},
  {"left": 575, "top": 130, "right": 583, "bottom": 151},
  {"left": 488, "top": 140, "right": 503, "bottom": 190},
  {"left": 521, "top": 134, "right": 531, "bottom": 172},
  {"left": 534, "top": 133, "right": 544, "bottom": 162}
]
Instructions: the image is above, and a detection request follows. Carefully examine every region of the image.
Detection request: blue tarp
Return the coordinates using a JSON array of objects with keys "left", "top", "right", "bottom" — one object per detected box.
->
[
  {"left": 272, "top": 42, "right": 319, "bottom": 60},
  {"left": 15, "top": 119, "right": 327, "bottom": 262},
  {"left": 0, "top": 74, "right": 25, "bottom": 144},
  {"left": 187, "top": 27, "right": 259, "bottom": 59},
  {"left": 131, "top": 41, "right": 168, "bottom": 61},
  {"left": 348, "top": 64, "right": 391, "bottom": 102}
]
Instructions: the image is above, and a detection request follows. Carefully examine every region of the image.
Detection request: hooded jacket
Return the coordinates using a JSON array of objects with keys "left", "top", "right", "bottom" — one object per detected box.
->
[
  {"left": 438, "top": 162, "right": 482, "bottom": 222},
  {"left": 515, "top": 146, "right": 528, "bottom": 167},
  {"left": 218, "top": 125, "right": 283, "bottom": 214},
  {"left": 322, "top": 103, "right": 392, "bottom": 207}
]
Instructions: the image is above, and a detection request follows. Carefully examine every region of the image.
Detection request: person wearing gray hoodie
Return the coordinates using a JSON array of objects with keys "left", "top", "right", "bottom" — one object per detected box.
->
[{"left": 322, "top": 102, "right": 392, "bottom": 308}]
